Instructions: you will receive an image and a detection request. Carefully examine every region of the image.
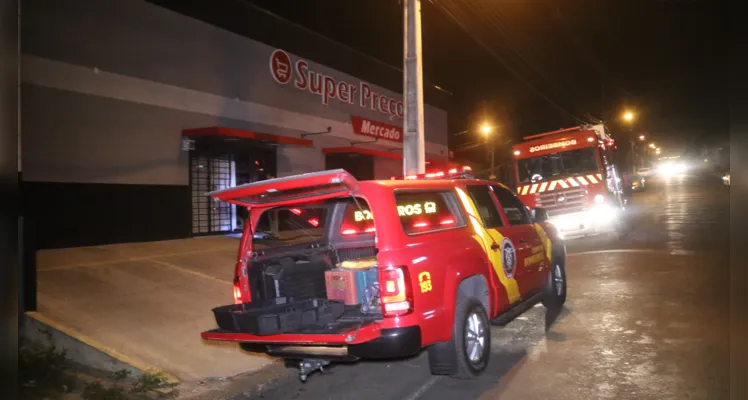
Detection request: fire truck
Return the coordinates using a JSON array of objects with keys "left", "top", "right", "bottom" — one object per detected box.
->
[{"left": 511, "top": 124, "right": 626, "bottom": 238}]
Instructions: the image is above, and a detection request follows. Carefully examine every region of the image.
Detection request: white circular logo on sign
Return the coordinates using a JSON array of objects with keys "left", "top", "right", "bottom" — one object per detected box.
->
[
  {"left": 269, "top": 49, "right": 292, "bottom": 85},
  {"left": 501, "top": 238, "right": 517, "bottom": 279}
]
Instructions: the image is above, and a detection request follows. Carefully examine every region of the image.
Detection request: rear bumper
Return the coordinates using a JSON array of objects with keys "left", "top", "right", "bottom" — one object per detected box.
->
[
  {"left": 348, "top": 326, "right": 421, "bottom": 359},
  {"left": 201, "top": 325, "right": 422, "bottom": 360}
]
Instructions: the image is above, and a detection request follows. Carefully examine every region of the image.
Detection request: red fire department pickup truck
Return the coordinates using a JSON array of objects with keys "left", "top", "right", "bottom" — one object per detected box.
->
[{"left": 201, "top": 167, "right": 566, "bottom": 381}]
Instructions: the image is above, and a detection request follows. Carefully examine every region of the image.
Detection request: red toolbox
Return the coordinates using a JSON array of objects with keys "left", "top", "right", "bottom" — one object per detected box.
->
[{"left": 325, "top": 269, "right": 358, "bottom": 305}]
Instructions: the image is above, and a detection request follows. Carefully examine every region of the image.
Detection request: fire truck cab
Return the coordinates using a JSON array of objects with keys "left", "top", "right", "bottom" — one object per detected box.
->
[{"left": 511, "top": 124, "right": 626, "bottom": 239}]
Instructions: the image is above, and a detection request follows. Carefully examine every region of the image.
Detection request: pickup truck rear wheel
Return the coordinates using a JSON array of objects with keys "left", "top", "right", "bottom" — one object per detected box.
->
[{"left": 428, "top": 297, "right": 490, "bottom": 379}]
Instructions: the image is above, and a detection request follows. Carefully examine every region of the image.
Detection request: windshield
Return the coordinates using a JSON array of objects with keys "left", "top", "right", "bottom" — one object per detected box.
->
[
  {"left": 253, "top": 206, "right": 328, "bottom": 248},
  {"left": 516, "top": 147, "right": 599, "bottom": 184}
]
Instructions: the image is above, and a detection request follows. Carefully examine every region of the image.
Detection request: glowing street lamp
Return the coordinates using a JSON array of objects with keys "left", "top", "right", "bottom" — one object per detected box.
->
[
  {"left": 480, "top": 123, "right": 496, "bottom": 179},
  {"left": 623, "top": 111, "right": 635, "bottom": 122},
  {"left": 638, "top": 134, "right": 646, "bottom": 141},
  {"left": 481, "top": 124, "right": 492, "bottom": 136},
  {"left": 649, "top": 143, "right": 656, "bottom": 149}
]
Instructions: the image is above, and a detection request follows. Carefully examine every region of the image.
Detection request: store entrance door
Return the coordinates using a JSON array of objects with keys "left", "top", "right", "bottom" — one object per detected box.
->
[
  {"left": 189, "top": 137, "right": 276, "bottom": 235},
  {"left": 190, "top": 154, "right": 234, "bottom": 235}
]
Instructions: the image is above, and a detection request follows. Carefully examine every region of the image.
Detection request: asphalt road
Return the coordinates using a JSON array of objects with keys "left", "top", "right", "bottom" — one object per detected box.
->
[{"left": 236, "top": 171, "right": 730, "bottom": 400}]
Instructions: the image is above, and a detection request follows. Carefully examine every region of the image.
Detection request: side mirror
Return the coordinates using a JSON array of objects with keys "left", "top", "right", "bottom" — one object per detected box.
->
[{"left": 532, "top": 208, "right": 549, "bottom": 223}]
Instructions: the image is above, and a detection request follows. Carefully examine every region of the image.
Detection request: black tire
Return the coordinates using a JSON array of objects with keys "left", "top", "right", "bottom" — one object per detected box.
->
[
  {"left": 427, "top": 297, "right": 491, "bottom": 379},
  {"left": 542, "top": 259, "right": 567, "bottom": 309}
]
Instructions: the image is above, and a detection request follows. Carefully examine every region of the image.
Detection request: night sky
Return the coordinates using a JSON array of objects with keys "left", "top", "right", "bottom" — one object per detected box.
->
[
  {"left": 244, "top": 0, "right": 728, "bottom": 157},
  {"left": 155, "top": 0, "right": 728, "bottom": 165}
]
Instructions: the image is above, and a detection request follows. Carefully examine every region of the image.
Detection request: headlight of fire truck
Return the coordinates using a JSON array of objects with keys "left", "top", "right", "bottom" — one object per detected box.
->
[
  {"left": 590, "top": 202, "right": 618, "bottom": 225},
  {"left": 547, "top": 194, "right": 618, "bottom": 234}
]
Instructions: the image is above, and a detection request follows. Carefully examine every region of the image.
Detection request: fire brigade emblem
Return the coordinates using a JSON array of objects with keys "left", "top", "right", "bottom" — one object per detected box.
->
[
  {"left": 556, "top": 193, "right": 566, "bottom": 203},
  {"left": 501, "top": 238, "right": 517, "bottom": 279}
]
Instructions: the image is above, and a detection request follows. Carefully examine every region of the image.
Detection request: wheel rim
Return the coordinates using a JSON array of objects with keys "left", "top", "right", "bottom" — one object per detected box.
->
[
  {"left": 465, "top": 312, "right": 486, "bottom": 363},
  {"left": 554, "top": 264, "right": 564, "bottom": 296}
]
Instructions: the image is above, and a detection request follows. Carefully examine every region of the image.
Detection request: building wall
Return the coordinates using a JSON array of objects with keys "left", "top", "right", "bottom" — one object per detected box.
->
[
  {"left": 374, "top": 158, "right": 403, "bottom": 180},
  {"left": 20, "top": 0, "right": 450, "bottom": 248},
  {"left": 21, "top": 0, "right": 449, "bottom": 185}
]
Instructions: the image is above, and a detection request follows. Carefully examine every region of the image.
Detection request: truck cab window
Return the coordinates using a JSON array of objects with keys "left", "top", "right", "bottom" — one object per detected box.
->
[
  {"left": 394, "top": 190, "right": 465, "bottom": 235},
  {"left": 517, "top": 147, "right": 598, "bottom": 183},
  {"left": 492, "top": 186, "right": 532, "bottom": 226},
  {"left": 466, "top": 185, "right": 503, "bottom": 228}
]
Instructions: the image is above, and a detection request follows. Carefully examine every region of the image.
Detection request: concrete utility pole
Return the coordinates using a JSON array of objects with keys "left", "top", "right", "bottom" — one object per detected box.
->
[{"left": 403, "top": 0, "right": 426, "bottom": 175}]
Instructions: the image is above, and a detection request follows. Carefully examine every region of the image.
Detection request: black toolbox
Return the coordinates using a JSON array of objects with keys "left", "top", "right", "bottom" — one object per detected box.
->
[{"left": 212, "top": 297, "right": 345, "bottom": 335}]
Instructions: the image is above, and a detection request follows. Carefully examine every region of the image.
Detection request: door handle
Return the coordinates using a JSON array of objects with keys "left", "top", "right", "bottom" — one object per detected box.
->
[
  {"left": 518, "top": 239, "right": 527, "bottom": 244},
  {"left": 490, "top": 242, "right": 500, "bottom": 251}
]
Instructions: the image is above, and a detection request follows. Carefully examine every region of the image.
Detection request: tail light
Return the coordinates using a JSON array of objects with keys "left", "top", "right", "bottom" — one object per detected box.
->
[
  {"left": 233, "top": 260, "right": 251, "bottom": 305},
  {"left": 233, "top": 276, "right": 244, "bottom": 304},
  {"left": 380, "top": 266, "right": 413, "bottom": 317}
]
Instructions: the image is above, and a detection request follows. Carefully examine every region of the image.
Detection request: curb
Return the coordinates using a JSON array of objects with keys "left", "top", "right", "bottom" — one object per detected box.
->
[
  {"left": 24, "top": 311, "right": 180, "bottom": 384},
  {"left": 182, "top": 359, "right": 297, "bottom": 400}
]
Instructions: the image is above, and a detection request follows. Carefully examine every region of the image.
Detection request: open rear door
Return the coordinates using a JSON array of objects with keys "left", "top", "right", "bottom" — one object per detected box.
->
[{"left": 208, "top": 169, "right": 360, "bottom": 208}]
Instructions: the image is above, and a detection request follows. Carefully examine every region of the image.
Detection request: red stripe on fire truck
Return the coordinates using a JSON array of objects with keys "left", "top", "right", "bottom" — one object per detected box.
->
[
  {"left": 539, "top": 182, "right": 548, "bottom": 192},
  {"left": 597, "top": 173, "right": 603, "bottom": 180},
  {"left": 577, "top": 176, "right": 589, "bottom": 185},
  {"left": 587, "top": 174, "right": 598, "bottom": 184},
  {"left": 567, "top": 177, "right": 580, "bottom": 187},
  {"left": 529, "top": 183, "right": 539, "bottom": 194}
]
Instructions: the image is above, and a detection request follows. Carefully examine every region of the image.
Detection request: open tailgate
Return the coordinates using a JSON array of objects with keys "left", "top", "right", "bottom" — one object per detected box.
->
[
  {"left": 201, "top": 322, "right": 382, "bottom": 346},
  {"left": 208, "top": 169, "right": 360, "bottom": 208}
]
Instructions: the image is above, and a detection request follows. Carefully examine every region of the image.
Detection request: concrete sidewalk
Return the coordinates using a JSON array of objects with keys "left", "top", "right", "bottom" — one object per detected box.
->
[{"left": 35, "top": 236, "right": 275, "bottom": 382}]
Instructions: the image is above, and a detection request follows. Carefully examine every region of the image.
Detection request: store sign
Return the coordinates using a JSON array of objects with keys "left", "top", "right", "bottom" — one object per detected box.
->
[
  {"left": 529, "top": 139, "right": 578, "bottom": 153},
  {"left": 270, "top": 49, "right": 405, "bottom": 119},
  {"left": 351, "top": 116, "right": 403, "bottom": 143}
]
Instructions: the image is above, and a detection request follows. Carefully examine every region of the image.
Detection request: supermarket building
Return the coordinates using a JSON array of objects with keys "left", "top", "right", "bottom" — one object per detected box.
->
[{"left": 20, "top": 0, "right": 452, "bottom": 250}]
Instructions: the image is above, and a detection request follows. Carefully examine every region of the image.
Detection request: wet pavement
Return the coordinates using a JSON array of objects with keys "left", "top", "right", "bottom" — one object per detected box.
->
[{"left": 223, "top": 171, "right": 730, "bottom": 400}]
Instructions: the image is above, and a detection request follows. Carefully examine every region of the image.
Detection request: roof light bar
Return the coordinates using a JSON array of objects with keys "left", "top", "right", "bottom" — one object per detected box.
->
[{"left": 390, "top": 166, "right": 474, "bottom": 181}]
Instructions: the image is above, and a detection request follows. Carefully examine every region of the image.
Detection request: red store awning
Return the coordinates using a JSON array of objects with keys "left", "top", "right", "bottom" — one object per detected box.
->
[{"left": 182, "top": 127, "right": 313, "bottom": 147}]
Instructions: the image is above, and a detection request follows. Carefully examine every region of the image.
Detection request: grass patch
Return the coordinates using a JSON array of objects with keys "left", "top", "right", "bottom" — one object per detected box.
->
[
  {"left": 20, "top": 330, "right": 179, "bottom": 400},
  {"left": 83, "top": 370, "right": 179, "bottom": 400},
  {"left": 19, "top": 333, "right": 77, "bottom": 399}
]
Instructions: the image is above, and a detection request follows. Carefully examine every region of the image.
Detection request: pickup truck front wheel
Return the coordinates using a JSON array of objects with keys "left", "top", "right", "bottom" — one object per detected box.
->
[
  {"left": 428, "top": 297, "right": 491, "bottom": 379},
  {"left": 542, "top": 259, "right": 567, "bottom": 309}
]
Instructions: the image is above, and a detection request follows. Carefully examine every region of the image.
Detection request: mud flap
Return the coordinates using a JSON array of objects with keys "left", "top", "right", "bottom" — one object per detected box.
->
[{"left": 427, "top": 341, "right": 459, "bottom": 375}]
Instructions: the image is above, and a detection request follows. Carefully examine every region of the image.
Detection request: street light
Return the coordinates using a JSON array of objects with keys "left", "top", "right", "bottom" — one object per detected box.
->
[
  {"left": 623, "top": 111, "right": 635, "bottom": 122},
  {"left": 481, "top": 124, "right": 492, "bottom": 136},
  {"left": 481, "top": 123, "right": 496, "bottom": 180},
  {"left": 649, "top": 143, "right": 656, "bottom": 149},
  {"left": 638, "top": 134, "right": 646, "bottom": 141}
]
